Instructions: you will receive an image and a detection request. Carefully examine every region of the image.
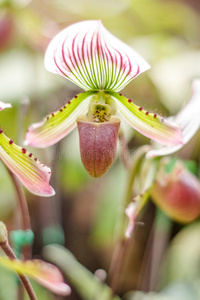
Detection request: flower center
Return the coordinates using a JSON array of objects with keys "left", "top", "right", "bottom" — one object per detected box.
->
[{"left": 87, "top": 92, "right": 117, "bottom": 123}]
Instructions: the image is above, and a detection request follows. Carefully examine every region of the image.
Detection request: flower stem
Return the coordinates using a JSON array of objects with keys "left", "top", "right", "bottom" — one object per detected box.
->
[
  {"left": 9, "top": 170, "right": 31, "bottom": 231},
  {"left": 147, "top": 209, "right": 172, "bottom": 291},
  {"left": 0, "top": 241, "right": 37, "bottom": 300},
  {"left": 8, "top": 170, "right": 33, "bottom": 261},
  {"left": 124, "top": 146, "right": 152, "bottom": 208},
  {"left": 108, "top": 146, "right": 151, "bottom": 293},
  {"left": 108, "top": 240, "right": 126, "bottom": 292}
]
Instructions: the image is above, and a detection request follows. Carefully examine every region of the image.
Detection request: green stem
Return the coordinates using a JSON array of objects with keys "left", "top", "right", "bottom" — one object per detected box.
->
[
  {"left": 148, "top": 209, "right": 172, "bottom": 291},
  {"left": 108, "top": 146, "right": 152, "bottom": 293},
  {"left": 8, "top": 170, "right": 32, "bottom": 261},
  {"left": 124, "top": 146, "right": 152, "bottom": 207},
  {"left": 9, "top": 171, "right": 31, "bottom": 231}
]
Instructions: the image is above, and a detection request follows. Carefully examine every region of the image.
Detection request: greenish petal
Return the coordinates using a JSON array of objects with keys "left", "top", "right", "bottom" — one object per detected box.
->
[
  {"left": 108, "top": 92, "right": 183, "bottom": 146},
  {"left": 25, "top": 91, "right": 95, "bottom": 148}
]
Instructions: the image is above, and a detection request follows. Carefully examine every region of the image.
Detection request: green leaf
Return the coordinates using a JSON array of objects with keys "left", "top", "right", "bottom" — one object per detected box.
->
[
  {"left": 161, "top": 222, "right": 200, "bottom": 286},
  {"left": 44, "top": 245, "right": 121, "bottom": 300},
  {"left": 125, "top": 291, "right": 175, "bottom": 300},
  {"left": 162, "top": 282, "right": 200, "bottom": 300}
]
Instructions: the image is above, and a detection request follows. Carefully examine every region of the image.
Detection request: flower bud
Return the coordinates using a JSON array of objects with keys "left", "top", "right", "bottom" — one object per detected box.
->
[
  {"left": 77, "top": 115, "right": 120, "bottom": 177},
  {"left": 151, "top": 161, "right": 200, "bottom": 223}
]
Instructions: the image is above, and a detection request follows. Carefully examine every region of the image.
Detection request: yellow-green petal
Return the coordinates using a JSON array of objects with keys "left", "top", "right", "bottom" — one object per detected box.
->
[
  {"left": 0, "top": 131, "right": 54, "bottom": 196},
  {"left": 25, "top": 91, "right": 96, "bottom": 148},
  {"left": 108, "top": 92, "right": 183, "bottom": 146}
]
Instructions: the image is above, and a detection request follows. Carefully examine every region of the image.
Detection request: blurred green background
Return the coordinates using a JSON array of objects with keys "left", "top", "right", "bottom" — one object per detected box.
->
[{"left": 0, "top": 0, "right": 200, "bottom": 299}]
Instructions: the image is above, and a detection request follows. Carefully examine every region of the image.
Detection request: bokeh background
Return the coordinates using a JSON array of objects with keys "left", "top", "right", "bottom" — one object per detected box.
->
[{"left": 0, "top": 0, "right": 200, "bottom": 299}]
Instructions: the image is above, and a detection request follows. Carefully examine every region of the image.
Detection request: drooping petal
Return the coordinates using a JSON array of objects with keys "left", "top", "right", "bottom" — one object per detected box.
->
[
  {"left": 0, "top": 257, "right": 71, "bottom": 296},
  {"left": 125, "top": 190, "right": 150, "bottom": 238},
  {"left": 151, "top": 161, "right": 200, "bottom": 223},
  {"left": 25, "top": 92, "right": 95, "bottom": 148},
  {"left": 146, "top": 79, "right": 200, "bottom": 158},
  {"left": 44, "top": 20, "right": 150, "bottom": 92},
  {"left": 0, "top": 131, "right": 54, "bottom": 196},
  {"left": 77, "top": 115, "right": 120, "bottom": 177},
  {"left": 109, "top": 92, "right": 183, "bottom": 145},
  {"left": 125, "top": 202, "right": 137, "bottom": 238},
  {"left": 0, "top": 101, "right": 11, "bottom": 111}
]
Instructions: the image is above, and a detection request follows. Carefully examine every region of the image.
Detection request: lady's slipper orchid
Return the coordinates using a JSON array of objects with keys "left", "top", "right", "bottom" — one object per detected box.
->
[
  {"left": 151, "top": 160, "right": 200, "bottom": 223},
  {"left": 25, "top": 20, "right": 183, "bottom": 177},
  {"left": 146, "top": 79, "right": 200, "bottom": 159},
  {"left": 0, "top": 256, "right": 71, "bottom": 296},
  {"left": 0, "top": 101, "right": 54, "bottom": 196}
]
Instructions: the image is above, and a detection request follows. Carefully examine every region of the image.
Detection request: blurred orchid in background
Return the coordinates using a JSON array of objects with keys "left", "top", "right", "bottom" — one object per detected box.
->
[
  {"left": 147, "top": 79, "right": 200, "bottom": 158},
  {"left": 25, "top": 20, "right": 183, "bottom": 177},
  {"left": 125, "top": 79, "right": 200, "bottom": 237},
  {"left": 125, "top": 157, "right": 200, "bottom": 239},
  {"left": 149, "top": 80, "right": 200, "bottom": 224},
  {"left": 0, "top": 101, "right": 54, "bottom": 196},
  {"left": 151, "top": 159, "right": 200, "bottom": 223}
]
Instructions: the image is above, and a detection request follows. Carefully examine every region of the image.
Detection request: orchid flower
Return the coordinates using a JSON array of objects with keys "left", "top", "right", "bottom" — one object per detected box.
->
[
  {"left": 125, "top": 158, "right": 200, "bottom": 238},
  {"left": 125, "top": 80, "right": 200, "bottom": 237},
  {"left": 146, "top": 79, "right": 200, "bottom": 159},
  {"left": 25, "top": 20, "right": 182, "bottom": 177},
  {"left": 0, "top": 101, "right": 54, "bottom": 196}
]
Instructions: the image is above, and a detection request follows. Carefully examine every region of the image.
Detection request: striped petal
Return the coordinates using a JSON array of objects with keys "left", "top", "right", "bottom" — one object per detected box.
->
[
  {"left": 0, "top": 257, "right": 71, "bottom": 296},
  {"left": 147, "top": 79, "right": 200, "bottom": 158},
  {"left": 44, "top": 20, "right": 150, "bottom": 92},
  {"left": 0, "top": 131, "right": 54, "bottom": 196},
  {"left": 25, "top": 92, "right": 95, "bottom": 148},
  {"left": 108, "top": 92, "right": 183, "bottom": 145},
  {"left": 0, "top": 101, "right": 11, "bottom": 111}
]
